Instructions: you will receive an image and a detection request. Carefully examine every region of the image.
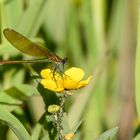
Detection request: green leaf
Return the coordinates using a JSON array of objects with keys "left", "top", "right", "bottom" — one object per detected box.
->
[
  {"left": 37, "top": 83, "right": 59, "bottom": 107},
  {"left": 31, "top": 114, "right": 47, "bottom": 140},
  {"left": 5, "top": 0, "right": 23, "bottom": 28},
  {"left": 41, "top": 133, "right": 50, "bottom": 140},
  {"left": 31, "top": 113, "right": 57, "bottom": 140},
  {"left": 0, "top": 90, "right": 22, "bottom": 111},
  {"left": 136, "top": 7, "right": 140, "bottom": 121},
  {"left": 43, "top": 0, "right": 70, "bottom": 44},
  {"left": 71, "top": 119, "right": 83, "bottom": 134},
  {"left": 5, "top": 84, "right": 39, "bottom": 101},
  {"left": 5, "top": 87, "right": 29, "bottom": 101},
  {"left": 0, "top": 107, "right": 30, "bottom": 140},
  {"left": 133, "top": 133, "right": 140, "bottom": 140},
  {"left": 96, "top": 127, "right": 118, "bottom": 140},
  {"left": 17, "top": 0, "right": 45, "bottom": 36},
  {"left": 0, "top": 84, "right": 39, "bottom": 111},
  {"left": 31, "top": 123, "right": 42, "bottom": 140},
  {"left": 62, "top": 113, "right": 70, "bottom": 134}
]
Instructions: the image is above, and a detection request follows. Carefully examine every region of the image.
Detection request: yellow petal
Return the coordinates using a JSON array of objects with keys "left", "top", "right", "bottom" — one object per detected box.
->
[
  {"left": 64, "top": 67, "right": 85, "bottom": 81},
  {"left": 41, "top": 79, "right": 64, "bottom": 92},
  {"left": 77, "top": 75, "right": 93, "bottom": 89},
  {"left": 63, "top": 77, "right": 79, "bottom": 89},
  {"left": 41, "top": 69, "right": 61, "bottom": 80}
]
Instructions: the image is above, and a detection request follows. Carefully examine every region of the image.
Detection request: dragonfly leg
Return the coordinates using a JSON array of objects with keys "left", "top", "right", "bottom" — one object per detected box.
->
[
  {"left": 52, "top": 64, "right": 61, "bottom": 88},
  {"left": 48, "top": 63, "right": 68, "bottom": 89}
]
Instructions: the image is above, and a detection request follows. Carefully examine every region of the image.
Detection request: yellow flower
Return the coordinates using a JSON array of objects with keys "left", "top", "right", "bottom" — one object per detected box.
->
[
  {"left": 64, "top": 133, "right": 74, "bottom": 140},
  {"left": 40, "top": 67, "right": 92, "bottom": 92}
]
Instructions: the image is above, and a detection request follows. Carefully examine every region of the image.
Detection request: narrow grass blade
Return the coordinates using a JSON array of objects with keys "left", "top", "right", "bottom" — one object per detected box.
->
[
  {"left": 136, "top": 7, "right": 140, "bottom": 120},
  {"left": 0, "top": 107, "right": 30, "bottom": 140},
  {"left": 96, "top": 127, "right": 118, "bottom": 140}
]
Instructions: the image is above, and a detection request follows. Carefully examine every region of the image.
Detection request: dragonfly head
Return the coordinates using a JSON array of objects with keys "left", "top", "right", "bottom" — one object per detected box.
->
[{"left": 61, "top": 57, "right": 68, "bottom": 65}]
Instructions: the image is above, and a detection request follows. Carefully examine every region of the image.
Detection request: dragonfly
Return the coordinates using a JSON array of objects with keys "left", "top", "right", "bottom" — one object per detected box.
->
[{"left": 0, "top": 28, "right": 68, "bottom": 71}]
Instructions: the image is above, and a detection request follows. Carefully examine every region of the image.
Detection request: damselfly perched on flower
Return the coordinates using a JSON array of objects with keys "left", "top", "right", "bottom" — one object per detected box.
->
[{"left": 0, "top": 28, "right": 68, "bottom": 69}]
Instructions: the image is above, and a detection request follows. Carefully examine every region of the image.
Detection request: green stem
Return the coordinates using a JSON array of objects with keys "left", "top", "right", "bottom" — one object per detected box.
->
[{"left": 53, "top": 92, "right": 68, "bottom": 140}]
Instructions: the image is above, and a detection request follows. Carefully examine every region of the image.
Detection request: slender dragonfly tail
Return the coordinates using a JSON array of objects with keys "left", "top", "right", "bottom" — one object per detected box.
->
[{"left": 0, "top": 58, "right": 51, "bottom": 65}]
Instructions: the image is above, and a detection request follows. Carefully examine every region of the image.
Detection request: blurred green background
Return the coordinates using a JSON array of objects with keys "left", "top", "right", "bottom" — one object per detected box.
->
[{"left": 0, "top": 0, "right": 139, "bottom": 140}]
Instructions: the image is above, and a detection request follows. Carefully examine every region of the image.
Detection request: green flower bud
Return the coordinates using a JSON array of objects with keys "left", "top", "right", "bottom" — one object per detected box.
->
[{"left": 48, "top": 104, "right": 60, "bottom": 113}]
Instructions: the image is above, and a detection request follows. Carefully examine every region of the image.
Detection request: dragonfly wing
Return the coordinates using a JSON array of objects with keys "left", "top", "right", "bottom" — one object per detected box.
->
[{"left": 3, "top": 28, "right": 55, "bottom": 58}]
